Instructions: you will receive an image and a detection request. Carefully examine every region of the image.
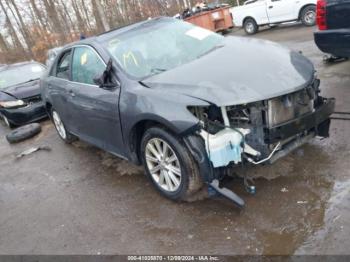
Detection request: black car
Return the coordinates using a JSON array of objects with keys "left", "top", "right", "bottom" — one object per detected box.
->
[
  {"left": 41, "top": 18, "right": 334, "bottom": 205},
  {"left": 314, "top": 0, "right": 350, "bottom": 58},
  {"left": 0, "top": 62, "right": 47, "bottom": 128}
]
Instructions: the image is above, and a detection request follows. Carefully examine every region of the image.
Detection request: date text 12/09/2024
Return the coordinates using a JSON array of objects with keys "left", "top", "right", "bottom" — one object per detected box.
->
[{"left": 127, "top": 256, "right": 220, "bottom": 261}]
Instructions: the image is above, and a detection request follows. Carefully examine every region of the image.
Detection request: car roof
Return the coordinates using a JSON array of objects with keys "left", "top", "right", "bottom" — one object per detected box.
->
[
  {"left": 48, "top": 47, "right": 62, "bottom": 54},
  {"left": 61, "top": 17, "right": 173, "bottom": 50}
]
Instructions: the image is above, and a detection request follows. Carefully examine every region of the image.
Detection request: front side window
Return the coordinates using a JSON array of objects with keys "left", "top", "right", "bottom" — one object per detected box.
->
[
  {"left": 71, "top": 46, "right": 105, "bottom": 85},
  {"left": 103, "top": 18, "right": 224, "bottom": 79},
  {"left": 56, "top": 50, "right": 72, "bottom": 80},
  {"left": 0, "top": 63, "right": 45, "bottom": 89}
]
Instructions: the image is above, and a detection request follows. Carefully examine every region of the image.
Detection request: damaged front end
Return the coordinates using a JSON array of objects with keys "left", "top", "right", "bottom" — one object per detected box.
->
[{"left": 185, "top": 79, "right": 335, "bottom": 202}]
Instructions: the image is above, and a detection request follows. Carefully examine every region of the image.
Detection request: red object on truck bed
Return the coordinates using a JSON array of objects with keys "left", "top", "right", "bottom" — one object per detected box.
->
[{"left": 184, "top": 6, "right": 233, "bottom": 32}]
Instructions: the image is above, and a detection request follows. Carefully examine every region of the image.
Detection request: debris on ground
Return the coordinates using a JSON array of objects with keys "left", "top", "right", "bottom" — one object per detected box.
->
[
  {"left": 16, "top": 145, "right": 51, "bottom": 159},
  {"left": 281, "top": 187, "right": 289, "bottom": 193},
  {"left": 323, "top": 55, "right": 348, "bottom": 64}
]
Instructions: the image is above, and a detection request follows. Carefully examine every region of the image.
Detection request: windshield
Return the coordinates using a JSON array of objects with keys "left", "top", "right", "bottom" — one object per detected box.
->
[
  {"left": 0, "top": 63, "right": 45, "bottom": 89},
  {"left": 104, "top": 19, "right": 224, "bottom": 78}
]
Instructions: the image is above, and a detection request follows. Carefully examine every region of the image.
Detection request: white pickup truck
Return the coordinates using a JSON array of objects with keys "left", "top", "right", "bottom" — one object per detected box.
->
[{"left": 230, "top": 0, "right": 316, "bottom": 34}]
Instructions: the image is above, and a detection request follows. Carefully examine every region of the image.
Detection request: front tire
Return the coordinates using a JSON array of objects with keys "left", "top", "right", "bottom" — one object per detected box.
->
[
  {"left": 301, "top": 6, "right": 316, "bottom": 26},
  {"left": 51, "top": 109, "right": 76, "bottom": 143},
  {"left": 244, "top": 18, "right": 258, "bottom": 35},
  {"left": 141, "top": 127, "right": 203, "bottom": 201}
]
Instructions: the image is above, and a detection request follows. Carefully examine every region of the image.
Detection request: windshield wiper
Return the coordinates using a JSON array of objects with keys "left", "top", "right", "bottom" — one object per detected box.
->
[
  {"left": 197, "top": 44, "right": 225, "bottom": 59},
  {"left": 23, "top": 78, "right": 40, "bottom": 84},
  {"left": 149, "top": 68, "right": 167, "bottom": 76}
]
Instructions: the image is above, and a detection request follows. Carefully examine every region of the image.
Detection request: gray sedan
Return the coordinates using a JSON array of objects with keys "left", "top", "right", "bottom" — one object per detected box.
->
[{"left": 41, "top": 17, "right": 334, "bottom": 205}]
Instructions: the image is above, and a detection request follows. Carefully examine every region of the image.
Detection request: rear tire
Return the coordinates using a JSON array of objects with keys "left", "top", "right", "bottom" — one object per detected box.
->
[
  {"left": 140, "top": 127, "right": 203, "bottom": 201},
  {"left": 51, "top": 109, "right": 76, "bottom": 143},
  {"left": 301, "top": 6, "right": 316, "bottom": 26},
  {"left": 244, "top": 18, "right": 258, "bottom": 35}
]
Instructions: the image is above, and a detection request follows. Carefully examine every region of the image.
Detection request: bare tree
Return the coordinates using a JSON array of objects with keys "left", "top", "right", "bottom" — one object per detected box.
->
[
  {"left": 0, "top": 0, "right": 27, "bottom": 56},
  {"left": 91, "top": 0, "right": 110, "bottom": 32},
  {"left": 0, "top": 0, "right": 220, "bottom": 63},
  {"left": 41, "top": 0, "right": 66, "bottom": 43},
  {"left": 8, "top": 0, "right": 34, "bottom": 55}
]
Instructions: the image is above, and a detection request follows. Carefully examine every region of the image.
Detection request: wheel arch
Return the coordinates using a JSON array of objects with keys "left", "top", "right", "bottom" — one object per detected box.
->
[
  {"left": 127, "top": 117, "right": 189, "bottom": 165},
  {"left": 45, "top": 101, "right": 53, "bottom": 120},
  {"left": 243, "top": 16, "right": 257, "bottom": 26},
  {"left": 298, "top": 4, "right": 316, "bottom": 20}
]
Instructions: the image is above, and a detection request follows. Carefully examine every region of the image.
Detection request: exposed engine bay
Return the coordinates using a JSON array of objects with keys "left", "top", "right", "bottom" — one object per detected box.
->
[{"left": 188, "top": 79, "right": 335, "bottom": 172}]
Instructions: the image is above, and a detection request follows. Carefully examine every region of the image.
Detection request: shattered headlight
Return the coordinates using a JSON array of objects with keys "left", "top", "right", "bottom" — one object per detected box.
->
[{"left": 0, "top": 100, "right": 26, "bottom": 109}]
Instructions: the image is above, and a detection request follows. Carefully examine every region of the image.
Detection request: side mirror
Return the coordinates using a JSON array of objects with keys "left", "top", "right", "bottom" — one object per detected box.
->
[
  {"left": 93, "top": 75, "right": 104, "bottom": 87},
  {"left": 93, "top": 58, "right": 119, "bottom": 89}
]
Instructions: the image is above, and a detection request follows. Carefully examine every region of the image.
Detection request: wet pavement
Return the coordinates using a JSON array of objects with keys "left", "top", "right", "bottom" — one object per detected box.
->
[{"left": 0, "top": 24, "right": 349, "bottom": 255}]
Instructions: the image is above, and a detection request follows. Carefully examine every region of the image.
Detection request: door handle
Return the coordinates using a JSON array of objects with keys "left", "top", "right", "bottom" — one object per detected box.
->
[{"left": 269, "top": 5, "right": 273, "bottom": 9}]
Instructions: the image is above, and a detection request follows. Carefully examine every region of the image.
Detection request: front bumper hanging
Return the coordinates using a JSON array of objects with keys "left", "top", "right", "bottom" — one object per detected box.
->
[
  {"left": 266, "top": 98, "right": 335, "bottom": 144},
  {"left": 185, "top": 98, "right": 335, "bottom": 184}
]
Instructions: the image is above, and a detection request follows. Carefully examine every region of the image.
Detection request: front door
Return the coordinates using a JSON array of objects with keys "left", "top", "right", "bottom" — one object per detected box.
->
[
  {"left": 69, "top": 46, "right": 124, "bottom": 155},
  {"left": 49, "top": 49, "right": 77, "bottom": 132}
]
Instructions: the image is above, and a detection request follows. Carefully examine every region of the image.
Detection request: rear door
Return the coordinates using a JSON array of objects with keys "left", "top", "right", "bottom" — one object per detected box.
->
[
  {"left": 69, "top": 45, "right": 124, "bottom": 155},
  {"left": 266, "top": 0, "right": 297, "bottom": 23}
]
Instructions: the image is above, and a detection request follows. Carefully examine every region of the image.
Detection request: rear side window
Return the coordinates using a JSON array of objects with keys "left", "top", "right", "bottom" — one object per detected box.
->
[
  {"left": 71, "top": 46, "right": 105, "bottom": 85},
  {"left": 56, "top": 50, "right": 72, "bottom": 80}
]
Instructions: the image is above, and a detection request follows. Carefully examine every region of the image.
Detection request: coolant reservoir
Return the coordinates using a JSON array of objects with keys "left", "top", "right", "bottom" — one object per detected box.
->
[{"left": 201, "top": 128, "right": 244, "bottom": 168}]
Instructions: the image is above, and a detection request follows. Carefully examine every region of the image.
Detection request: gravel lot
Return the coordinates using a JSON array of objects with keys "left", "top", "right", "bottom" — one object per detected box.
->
[{"left": 0, "top": 23, "right": 349, "bottom": 255}]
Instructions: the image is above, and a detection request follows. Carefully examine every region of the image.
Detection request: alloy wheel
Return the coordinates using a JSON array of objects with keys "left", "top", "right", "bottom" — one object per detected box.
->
[
  {"left": 145, "top": 138, "right": 182, "bottom": 192},
  {"left": 246, "top": 22, "right": 254, "bottom": 34},
  {"left": 304, "top": 10, "right": 316, "bottom": 25}
]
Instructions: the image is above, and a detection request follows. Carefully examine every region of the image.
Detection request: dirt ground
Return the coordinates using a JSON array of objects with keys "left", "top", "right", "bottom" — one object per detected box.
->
[{"left": 0, "top": 23, "right": 349, "bottom": 255}]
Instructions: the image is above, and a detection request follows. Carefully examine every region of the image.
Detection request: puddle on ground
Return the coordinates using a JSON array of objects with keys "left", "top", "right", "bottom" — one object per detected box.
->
[
  {"left": 61, "top": 120, "right": 349, "bottom": 255},
  {"left": 220, "top": 141, "right": 338, "bottom": 254},
  {"left": 295, "top": 178, "right": 350, "bottom": 254}
]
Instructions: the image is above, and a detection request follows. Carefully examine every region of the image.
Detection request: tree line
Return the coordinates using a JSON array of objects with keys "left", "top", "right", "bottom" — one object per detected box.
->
[{"left": 0, "top": 0, "right": 230, "bottom": 64}]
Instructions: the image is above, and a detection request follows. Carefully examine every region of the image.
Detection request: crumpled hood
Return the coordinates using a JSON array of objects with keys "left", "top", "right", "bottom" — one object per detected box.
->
[
  {"left": 143, "top": 36, "right": 315, "bottom": 106},
  {"left": 0, "top": 79, "right": 41, "bottom": 100}
]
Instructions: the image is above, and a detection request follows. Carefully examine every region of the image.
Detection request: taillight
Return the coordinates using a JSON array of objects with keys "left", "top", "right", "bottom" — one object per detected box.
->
[{"left": 317, "top": 0, "right": 327, "bottom": 30}]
